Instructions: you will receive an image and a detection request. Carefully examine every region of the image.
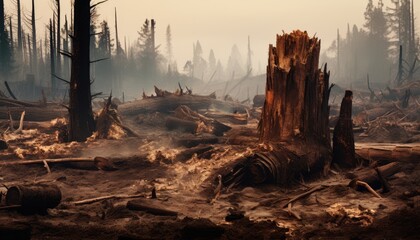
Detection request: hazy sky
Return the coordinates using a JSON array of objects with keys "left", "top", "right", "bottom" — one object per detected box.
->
[{"left": 4, "top": 0, "right": 419, "bottom": 74}]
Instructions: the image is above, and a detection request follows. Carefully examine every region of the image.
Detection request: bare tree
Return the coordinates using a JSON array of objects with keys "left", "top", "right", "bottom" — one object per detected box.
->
[
  {"left": 55, "top": 0, "right": 62, "bottom": 79},
  {"left": 31, "top": 0, "right": 37, "bottom": 76},
  {"left": 17, "top": 0, "right": 23, "bottom": 63},
  {"left": 49, "top": 19, "right": 56, "bottom": 90},
  {"left": 68, "top": 0, "right": 107, "bottom": 141}
]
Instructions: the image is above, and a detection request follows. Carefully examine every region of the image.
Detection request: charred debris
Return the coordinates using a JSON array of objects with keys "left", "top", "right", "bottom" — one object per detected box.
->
[{"left": 0, "top": 0, "right": 419, "bottom": 239}]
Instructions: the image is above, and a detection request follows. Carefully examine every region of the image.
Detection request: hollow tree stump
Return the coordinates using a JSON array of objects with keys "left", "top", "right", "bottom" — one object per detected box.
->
[
  {"left": 222, "top": 31, "right": 332, "bottom": 187},
  {"left": 260, "top": 31, "right": 331, "bottom": 144}
]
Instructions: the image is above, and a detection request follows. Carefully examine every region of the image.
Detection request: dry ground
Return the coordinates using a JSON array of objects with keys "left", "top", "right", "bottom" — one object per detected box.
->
[{"left": 0, "top": 116, "right": 419, "bottom": 240}]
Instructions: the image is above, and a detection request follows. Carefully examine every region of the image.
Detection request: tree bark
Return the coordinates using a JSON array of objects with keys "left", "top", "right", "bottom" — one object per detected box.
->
[
  {"left": 332, "top": 90, "right": 356, "bottom": 168},
  {"left": 348, "top": 162, "right": 400, "bottom": 190},
  {"left": 31, "top": 0, "right": 37, "bottom": 77},
  {"left": 259, "top": 31, "right": 331, "bottom": 146},
  {"left": 68, "top": 0, "right": 95, "bottom": 141},
  {"left": 55, "top": 0, "right": 62, "bottom": 80},
  {"left": 49, "top": 19, "right": 56, "bottom": 90},
  {"left": 223, "top": 31, "right": 332, "bottom": 186}
]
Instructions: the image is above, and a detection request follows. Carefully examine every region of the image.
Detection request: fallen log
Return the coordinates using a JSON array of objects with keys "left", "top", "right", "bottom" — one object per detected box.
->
[
  {"left": 165, "top": 116, "right": 197, "bottom": 134},
  {"left": 0, "top": 97, "right": 41, "bottom": 108},
  {"left": 348, "top": 162, "right": 401, "bottom": 190},
  {"left": 119, "top": 94, "right": 248, "bottom": 116},
  {"left": 6, "top": 184, "right": 61, "bottom": 213},
  {"left": 355, "top": 143, "right": 420, "bottom": 164},
  {"left": 174, "top": 145, "right": 213, "bottom": 162},
  {"left": 72, "top": 193, "right": 146, "bottom": 206},
  {"left": 0, "top": 106, "right": 66, "bottom": 121},
  {"left": 172, "top": 135, "right": 219, "bottom": 148},
  {"left": 202, "top": 111, "right": 248, "bottom": 125},
  {"left": 127, "top": 199, "right": 178, "bottom": 216},
  {"left": 0, "top": 157, "right": 117, "bottom": 171},
  {"left": 167, "top": 106, "right": 232, "bottom": 136}
]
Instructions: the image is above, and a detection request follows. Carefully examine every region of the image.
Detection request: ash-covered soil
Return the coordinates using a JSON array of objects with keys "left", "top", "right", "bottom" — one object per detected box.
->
[{"left": 0, "top": 101, "right": 419, "bottom": 240}]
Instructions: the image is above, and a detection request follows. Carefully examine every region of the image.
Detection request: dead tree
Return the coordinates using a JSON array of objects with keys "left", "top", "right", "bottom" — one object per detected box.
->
[
  {"left": 63, "top": 15, "right": 70, "bottom": 79},
  {"left": 223, "top": 31, "right": 332, "bottom": 187},
  {"left": 9, "top": 17, "right": 13, "bottom": 52},
  {"left": 31, "top": 0, "right": 37, "bottom": 76},
  {"left": 55, "top": 0, "right": 62, "bottom": 79},
  {"left": 49, "top": 19, "right": 56, "bottom": 90},
  {"left": 68, "top": 0, "right": 95, "bottom": 141},
  {"left": 332, "top": 90, "right": 356, "bottom": 168}
]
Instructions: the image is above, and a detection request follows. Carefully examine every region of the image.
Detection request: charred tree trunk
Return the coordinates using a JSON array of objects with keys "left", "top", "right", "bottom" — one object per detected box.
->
[
  {"left": 55, "top": 0, "right": 62, "bottom": 80},
  {"left": 31, "top": 0, "right": 37, "bottom": 77},
  {"left": 27, "top": 34, "right": 32, "bottom": 73},
  {"left": 49, "top": 19, "right": 56, "bottom": 90},
  {"left": 63, "top": 15, "right": 70, "bottom": 79},
  {"left": 68, "top": 0, "right": 95, "bottom": 141},
  {"left": 0, "top": 0, "right": 12, "bottom": 78},
  {"left": 16, "top": 0, "right": 23, "bottom": 64},
  {"left": 9, "top": 17, "right": 13, "bottom": 52},
  {"left": 223, "top": 31, "right": 332, "bottom": 187},
  {"left": 332, "top": 90, "right": 356, "bottom": 168},
  {"left": 396, "top": 45, "right": 403, "bottom": 85},
  {"left": 260, "top": 31, "right": 331, "bottom": 145}
]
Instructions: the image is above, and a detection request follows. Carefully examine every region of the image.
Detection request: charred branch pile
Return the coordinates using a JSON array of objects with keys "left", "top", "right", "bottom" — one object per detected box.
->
[
  {"left": 166, "top": 105, "right": 231, "bottom": 136},
  {"left": 0, "top": 92, "right": 66, "bottom": 122},
  {"left": 119, "top": 94, "right": 248, "bottom": 116}
]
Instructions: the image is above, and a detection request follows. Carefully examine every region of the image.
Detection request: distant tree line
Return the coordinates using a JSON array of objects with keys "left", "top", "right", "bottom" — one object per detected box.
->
[
  {"left": 0, "top": 0, "right": 258, "bottom": 100},
  {"left": 321, "top": 0, "right": 419, "bottom": 87}
]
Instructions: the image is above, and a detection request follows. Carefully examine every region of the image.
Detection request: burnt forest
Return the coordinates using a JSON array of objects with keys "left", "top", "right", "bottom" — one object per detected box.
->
[{"left": 0, "top": 0, "right": 419, "bottom": 239}]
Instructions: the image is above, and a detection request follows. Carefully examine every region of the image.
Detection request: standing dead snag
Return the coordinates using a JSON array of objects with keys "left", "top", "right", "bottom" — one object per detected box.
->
[
  {"left": 68, "top": 0, "right": 95, "bottom": 141},
  {"left": 223, "top": 31, "right": 332, "bottom": 187},
  {"left": 333, "top": 90, "right": 356, "bottom": 168}
]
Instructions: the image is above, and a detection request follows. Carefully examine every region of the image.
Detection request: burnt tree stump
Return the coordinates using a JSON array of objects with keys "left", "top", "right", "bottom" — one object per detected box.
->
[
  {"left": 222, "top": 31, "right": 332, "bottom": 187},
  {"left": 333, "top": 90, "right": 356, "bottom": 168}
]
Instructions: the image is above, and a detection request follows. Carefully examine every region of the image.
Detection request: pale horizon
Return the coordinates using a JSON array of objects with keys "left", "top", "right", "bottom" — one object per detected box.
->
[{"left": 4, "top": 0, "right": 419, "bottom": 75}]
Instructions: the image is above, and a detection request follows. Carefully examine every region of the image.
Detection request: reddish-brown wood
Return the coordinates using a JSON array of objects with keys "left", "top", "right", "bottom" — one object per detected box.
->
[
  {"left": 223, "top": 31, "right": 333, "bottom": 186},
  {"left": 259, "top": 30, "right": 331, "bottom": 146}
]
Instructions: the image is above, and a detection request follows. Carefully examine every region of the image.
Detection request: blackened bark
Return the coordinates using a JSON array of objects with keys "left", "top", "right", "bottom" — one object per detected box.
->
[
  {"left": 31, "top": 0, "right": 37, "bottom": 76},
  {"left": 17, "top": 0, "right": 22, "bottom": 62},
  {"left": 56, "top": 0, "right": 62, "bottom": 79},
  {"left": 68, "top": 0, "right": 95, "bottom": 141},
  {"left": 49, "top": 19, "right": 56, "bottom": 90},
  {"left": 333, "top": 90, "right": 356, "bottom": 168}
]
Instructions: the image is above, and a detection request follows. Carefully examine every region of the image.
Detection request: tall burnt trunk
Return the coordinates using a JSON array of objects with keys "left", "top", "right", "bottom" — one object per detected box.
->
[
  {"left": 68, "top": 0, "right": 95, "bottom": 141},
  {"left": 56, "top": 0, "right": 62, "bottom": 80},
  {"left": 31, "top": 0, "right": 37, "bottom": 77},
  {"left": 49, "top": 19, "right": 56, "bottom": 90}
]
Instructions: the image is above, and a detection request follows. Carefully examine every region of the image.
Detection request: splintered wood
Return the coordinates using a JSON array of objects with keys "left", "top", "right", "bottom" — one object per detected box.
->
[
  {"left": 223, "top": 31, "right": 333, "bottom": 187},
  {"left": 260, "top": 30, "right": 330, "bottom": 145}
]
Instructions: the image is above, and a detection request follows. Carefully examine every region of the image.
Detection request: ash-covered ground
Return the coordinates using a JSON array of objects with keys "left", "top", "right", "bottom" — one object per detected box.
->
[{"left": 0, "top": 86, "right": 419, "bottom": 240}]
